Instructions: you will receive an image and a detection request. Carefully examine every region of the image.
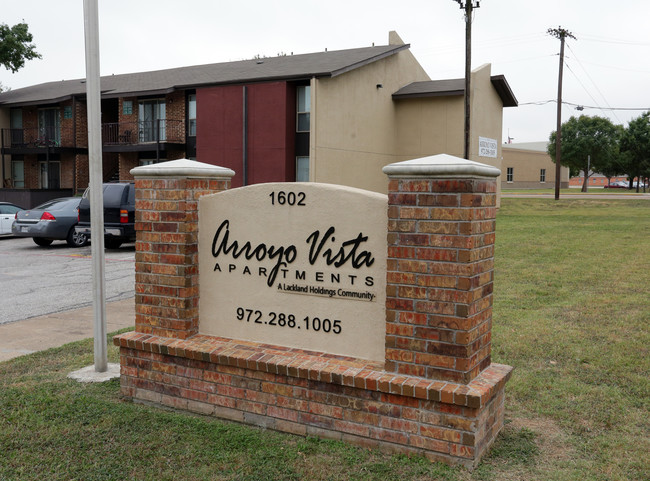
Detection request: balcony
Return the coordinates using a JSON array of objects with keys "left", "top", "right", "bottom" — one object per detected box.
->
[
  {"left": 102, "top": 119, "right": 185, "bottom": 150},
  {"left": 1, "top": 119, "right": 186, "bottom": 154},
  {"left": 1, "top": 127, "right": 71, "bottom": 153}
]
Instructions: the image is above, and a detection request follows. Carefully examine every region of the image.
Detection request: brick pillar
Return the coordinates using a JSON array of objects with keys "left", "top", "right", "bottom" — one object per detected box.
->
[
  {"left": 131, "top": 159, "right": 235, "bottom": 339},
  {"left": 383, "top": 154, "right": 500, "bottom": 384}
]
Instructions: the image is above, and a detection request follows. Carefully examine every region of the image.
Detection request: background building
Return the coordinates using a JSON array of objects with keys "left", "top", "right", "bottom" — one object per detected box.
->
[{"left": 501, "top": 141, "right": 569, "bottom": 190}]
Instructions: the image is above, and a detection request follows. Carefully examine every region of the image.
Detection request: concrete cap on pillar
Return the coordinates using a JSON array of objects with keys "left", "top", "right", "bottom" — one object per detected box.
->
[
  {"left": 383, "top": 154, "right": 501, "bottom": 179},
  {"left": 130, "top": 159, "right": 235, "bottom": 179}
]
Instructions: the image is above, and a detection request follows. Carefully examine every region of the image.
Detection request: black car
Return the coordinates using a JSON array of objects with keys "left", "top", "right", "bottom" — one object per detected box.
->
[
  {"left": 75, "top": 182, "right": 136, "bottom": 249},
  {"left": 12, "top": 197, "right": 88, "bottom": 247}
]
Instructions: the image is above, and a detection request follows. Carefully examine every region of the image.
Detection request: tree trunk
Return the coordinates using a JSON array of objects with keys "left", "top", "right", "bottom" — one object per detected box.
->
[{"left": 581, "top": 174, "right": 588, "bottom": 192}]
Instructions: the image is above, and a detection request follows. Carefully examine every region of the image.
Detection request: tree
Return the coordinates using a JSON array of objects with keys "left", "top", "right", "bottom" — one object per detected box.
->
[
  {"left": 597, "top": 125, "right": 626, "bottom": 185},
  {"left": 620, "top": 112, "right": 650, "bottom": 192},
  {"left": 0, "top": 22, "right": 41, "bottom": 73},
  {"left": 548, "top": 115, "right": 620, "bottom": 192}
]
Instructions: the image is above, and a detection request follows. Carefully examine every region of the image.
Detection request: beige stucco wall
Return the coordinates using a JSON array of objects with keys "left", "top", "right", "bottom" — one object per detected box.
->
[
  {"left": 309, "top": 33, "right": 430, "bottom": 193},
  {"left": 469, "top": 64, "right": 504, "bottom": 201},
  {"left": 394, "top": 95, "right": 464, "bottom": 160},
  {"left": 310, "top": 45, "right": 509, "bottom": 198},
  {"left": 501, "top": 144, "right": 570, "bottom": 189}
]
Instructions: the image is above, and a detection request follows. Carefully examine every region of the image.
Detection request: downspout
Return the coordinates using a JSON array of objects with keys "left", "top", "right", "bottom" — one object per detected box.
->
[
  {"left": 46, "top": 146, "right": 50, "bottom": 188},
  {"left": 73, "top": 97, "right": 77, "bottom": 193},
  {"left": 155, "top": 118, "right": 160, "bottom": 163},
  {"left": 309, "top": 77, "right": 316, "bottom": 182},
  {"left": 1, "top": 129, "right": 5, "bottom": 187},
  {"left": 243, "top": 86, "right": 248, "bottom": 186}
]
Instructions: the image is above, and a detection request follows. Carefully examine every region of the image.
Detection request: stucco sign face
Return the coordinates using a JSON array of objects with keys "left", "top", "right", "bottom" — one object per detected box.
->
[{"left": 198, "top": 183, "right": 387, "bottom": 362}]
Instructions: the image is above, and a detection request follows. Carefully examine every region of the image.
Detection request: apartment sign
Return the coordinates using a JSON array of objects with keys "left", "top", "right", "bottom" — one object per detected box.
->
[
  {"left": 479, "top": 136, "right": 498, "bottom": 158},
  {"left": 198, "top": 183, "right": 387, "bottom": 362}
]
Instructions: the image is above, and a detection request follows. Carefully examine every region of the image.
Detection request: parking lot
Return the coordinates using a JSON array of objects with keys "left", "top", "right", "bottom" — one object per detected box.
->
[{"left": 0, "top": 236, "right": 135, "bottom": 325}]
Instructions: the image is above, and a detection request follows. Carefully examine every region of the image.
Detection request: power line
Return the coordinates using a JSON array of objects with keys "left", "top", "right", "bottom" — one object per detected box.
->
[
  {"left": 572, "top": 58, "right": 650, "bottom": 74},
  {"left": 576, "top": 33, "right": 650, "bottom": 46},
  {"left": 563, "top": 61, "right": 616, "bottom": 121},
  {"left": 565, "top": 44, "right": 621, "bottom": 123},
  {"left": 517, "top": 99, "right": 649, "bottom": 111},
  {"left": 416, "top": 32, "right": 547, "bottom": 57},
  {"left": 564, "top": 101, "right": 649, "bottom": 112}
]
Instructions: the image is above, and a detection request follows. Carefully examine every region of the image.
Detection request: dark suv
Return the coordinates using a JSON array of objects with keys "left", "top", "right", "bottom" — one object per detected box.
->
[{"left": 76, "top": 182, "right": 136, "bottom": 249}]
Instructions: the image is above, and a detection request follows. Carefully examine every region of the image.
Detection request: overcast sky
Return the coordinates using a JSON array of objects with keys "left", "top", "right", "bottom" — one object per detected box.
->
[{"left": 2, "top": 0, "right": 649, "bottom": 143}]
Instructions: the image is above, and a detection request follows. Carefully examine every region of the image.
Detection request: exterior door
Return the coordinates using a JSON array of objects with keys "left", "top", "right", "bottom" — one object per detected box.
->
[
  {"left": 39, "top": 161, "right": 61, "bottom": 189},
  {"left": 11, "top": 159, "right": 24, "bottom": 188},
  {"left": 139, "top": 100, "right": 166, "bottom": 142},
  {"left": 38, "top": 108, "right": 61, "bottom": 145}
]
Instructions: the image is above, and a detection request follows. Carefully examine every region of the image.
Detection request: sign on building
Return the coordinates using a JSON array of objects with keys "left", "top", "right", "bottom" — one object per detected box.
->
[
  {"left": 479, "top": 136, "right": 498, "bottom": 158},
  {"left": 198, "top": 183, "right": 387, "bottom": 362}
]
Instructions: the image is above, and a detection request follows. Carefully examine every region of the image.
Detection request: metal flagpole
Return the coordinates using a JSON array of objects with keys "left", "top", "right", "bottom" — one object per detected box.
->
[{"left": 83, "top": 0, "right": 107, "bottom": 372}]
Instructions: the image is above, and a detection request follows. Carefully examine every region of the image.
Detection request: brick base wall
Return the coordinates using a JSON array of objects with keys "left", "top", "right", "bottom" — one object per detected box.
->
[{"left": 115, "top": 332, "right": 511, "bottom": 468}]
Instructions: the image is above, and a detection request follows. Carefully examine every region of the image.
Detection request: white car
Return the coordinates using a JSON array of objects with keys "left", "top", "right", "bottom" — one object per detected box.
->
[{"left": 0, "top": 202, "right": 24, "bottom": 235}]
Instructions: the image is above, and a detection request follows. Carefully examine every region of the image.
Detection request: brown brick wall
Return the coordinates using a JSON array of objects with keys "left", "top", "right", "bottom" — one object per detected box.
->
[
  {"left": 116, "top": 333, "right": 510, "bottom": 468},
  {"left": 385, "top": 179, "right": 497, "bottom": 384},
  {"left": 75, "top": 101, "right": 88, "bottom": 148},
  {"left": 23, "top": 155, "right": 38, "bottom": 189},
  {"left": 133, "top": 177, "right": 230, "bottom": 339}
]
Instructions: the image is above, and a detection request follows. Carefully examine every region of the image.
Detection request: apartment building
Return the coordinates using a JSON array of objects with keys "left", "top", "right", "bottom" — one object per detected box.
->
[{"left": 0, "top": 32, "right": 517, "bottom": 207}]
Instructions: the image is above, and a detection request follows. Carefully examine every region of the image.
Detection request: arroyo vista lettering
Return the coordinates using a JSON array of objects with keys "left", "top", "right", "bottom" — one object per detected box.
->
[
  {"left": 306, "top": 227, "right": 375, "bottom": 268},
  {"left": 211, "top": 220, "right": 375, "bottom": 287},
  {"left": 212, "top": 220, "right": 297, "bottom": 287}
]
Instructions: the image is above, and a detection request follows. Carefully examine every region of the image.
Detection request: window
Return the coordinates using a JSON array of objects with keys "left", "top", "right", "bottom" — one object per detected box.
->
[
  {"left": 297, "top": 86, "right": 310, "bottom": 132},
  {"left": 139, "top": 155, "right": 167, "bottom": 166},
  {"left": 188, "top": 94, "right": 196, "bottom": 136},
  {"left": 63, "top": 106, "right": 73, "bottom": 119},
  {"left": 540, "top": 169, "right": 546, "bottom": 183},
  {"left": 296, "top": 156, "right": 310, "bottom": 182},
  {"left": 123, "top": 100, "right": 133, "bottom": 115},
  {"left": 506, "top": 167, "right": 514, "bottom": 183},
  {"left": 12, "top": 159, "right": 24, "bottom": 188},
  {"left": 38, "top": 108, "right": 61, "bottom": 145},
  {"left": 139, "top": 99, "right": 166, "bottom": 142},
  {"left": 10, "top": 109, "right": 23, "bottom": 146},
  {"left": 10, "top": 108, "right": 22, "bottom": 129}
]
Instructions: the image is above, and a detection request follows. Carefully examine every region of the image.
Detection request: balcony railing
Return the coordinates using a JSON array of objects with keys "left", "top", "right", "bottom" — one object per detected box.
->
[
  {"left": 1, "top": 119, "right": 185, "bottom": 151},
  {"left": 1, "top": 128, "right": 62, "bottom": 149},
  {"left": 102, "top": 119, "right": 185, "bottom": 145}
]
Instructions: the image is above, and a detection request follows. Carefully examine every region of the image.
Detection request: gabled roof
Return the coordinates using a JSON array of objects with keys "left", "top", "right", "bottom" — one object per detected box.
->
[
  {"left": 392, "top": 75, "right": 518, "bottom": 107},
  {"left": 0, "top": 44, "right": 409, "bottom": 106}
]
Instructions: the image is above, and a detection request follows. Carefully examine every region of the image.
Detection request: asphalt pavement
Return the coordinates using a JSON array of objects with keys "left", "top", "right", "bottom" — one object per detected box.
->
[{"left": 0, "top": 236, "right": 136, "bottom": 362}]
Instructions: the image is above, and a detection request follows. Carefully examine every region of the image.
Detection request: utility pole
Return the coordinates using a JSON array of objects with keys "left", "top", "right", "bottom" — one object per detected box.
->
[
  {"left": 453, "top": 1, "right": 480, "bottom": 160},
  {"left": 548, "top": 26, "right": 576, "bottom": 200}
]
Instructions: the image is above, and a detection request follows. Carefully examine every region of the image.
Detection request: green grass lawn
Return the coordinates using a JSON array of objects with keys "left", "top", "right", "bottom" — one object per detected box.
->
[
  {"left": 1, "top": 198, "right": 648, "bottom": 480},
  {"left": 502, "top": 188, "right": 647, "bottom": 195}
]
